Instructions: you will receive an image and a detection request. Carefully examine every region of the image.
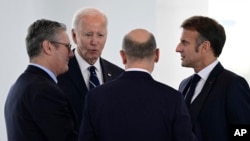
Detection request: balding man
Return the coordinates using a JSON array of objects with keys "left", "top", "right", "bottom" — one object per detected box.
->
[{"left": 78, "top": 28, "right": 195, "bottom": 141}]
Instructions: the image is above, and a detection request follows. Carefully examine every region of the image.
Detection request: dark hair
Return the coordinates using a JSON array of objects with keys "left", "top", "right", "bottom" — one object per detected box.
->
[
  {"left": 25, "top": 19, "right": 66, "bottom": 59},
  {"left": 122, "top": 33, "right": 156, "bottom": 59},
  {"left": 181, "top": 16, "right": 226, "bottom": 57}
]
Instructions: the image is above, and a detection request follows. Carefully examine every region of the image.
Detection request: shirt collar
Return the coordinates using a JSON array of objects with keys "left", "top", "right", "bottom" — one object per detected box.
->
[
  {"left": 197, "top": 60, "right": 219, "bottom": 81},
  {"left": 75, "top": 49, "right": 101, "bottom": 72},
  {"left": 29, "top": 63, "right": 58, "bottom": 83}
]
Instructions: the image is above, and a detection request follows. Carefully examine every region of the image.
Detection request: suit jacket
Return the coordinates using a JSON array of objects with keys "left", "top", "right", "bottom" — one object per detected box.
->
[
  {"left": 4, "top": 65, "right": 78, "bottom": 141},
  {"left": 78, "top": 71, "right": 195, "bottom": 141},
  {"left": 57, "top": 53, "right": 124, "bottom": 124},
  {"left": 179, "top": 62, "right": 250, "bottom": 141}
]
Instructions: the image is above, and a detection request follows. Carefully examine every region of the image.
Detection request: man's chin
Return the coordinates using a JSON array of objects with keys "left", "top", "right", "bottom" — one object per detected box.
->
[
  {"left": 87, "top": 57, "right": 99, "bottom": 64},
  {"left": 59, "top": 66, "right": 69, "bottom": 74},
  {"left": 181, "top": 63, "right": 190, "bottom": 68}
]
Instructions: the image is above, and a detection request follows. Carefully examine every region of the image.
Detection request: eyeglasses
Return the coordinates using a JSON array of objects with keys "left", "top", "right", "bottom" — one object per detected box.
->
[{"left": 49, "top": 41, "right": 72, "bottom": 52}]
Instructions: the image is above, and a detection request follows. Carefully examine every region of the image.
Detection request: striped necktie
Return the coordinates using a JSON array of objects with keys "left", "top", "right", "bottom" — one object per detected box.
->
[{"left": 88, "top": 66, "right": 100, "bottom": 89}]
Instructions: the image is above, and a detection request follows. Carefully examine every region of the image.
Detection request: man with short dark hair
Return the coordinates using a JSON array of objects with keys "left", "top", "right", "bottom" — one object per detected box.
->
[{"left": 176, "top": 15, "right": 250, "bottom": 141}]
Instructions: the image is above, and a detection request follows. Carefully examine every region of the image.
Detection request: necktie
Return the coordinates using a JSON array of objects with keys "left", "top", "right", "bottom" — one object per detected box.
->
[
  {"left": 88, "top": 66, "right": 100, "bottom": 89},
  {"left": 185, "top": 74, "right": 201, "bottom": 107}
]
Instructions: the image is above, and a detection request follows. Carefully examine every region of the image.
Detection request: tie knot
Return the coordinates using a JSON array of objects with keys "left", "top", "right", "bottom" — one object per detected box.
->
[
  {"left": 192, "top": 74, "right": 201, "bottom": 84},
  {"left": 89, "top": 66, "right": 97, "bottom": 75}
]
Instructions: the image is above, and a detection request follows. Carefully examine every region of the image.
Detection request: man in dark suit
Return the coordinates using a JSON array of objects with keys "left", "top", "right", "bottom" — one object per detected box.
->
[
  {"left": 176, "top": 16, "right": 250, "bottom": 141},
  {"left": 78, "top": 28, "right": 195, "bottom": 141},
  {"left": 4, "top": 19, "right": 78, "bottom": 141},
  {"left": 58, "top": 8, "right": 124, "bottom": 124}
]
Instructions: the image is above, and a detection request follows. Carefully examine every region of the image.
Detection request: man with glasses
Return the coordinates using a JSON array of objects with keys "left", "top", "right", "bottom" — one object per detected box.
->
[
  {"left": 49, "top": 40, "right": 72, "bottom": 52},
  {"left": 4, "top": 19, "right": 78, "bottom": 141}
]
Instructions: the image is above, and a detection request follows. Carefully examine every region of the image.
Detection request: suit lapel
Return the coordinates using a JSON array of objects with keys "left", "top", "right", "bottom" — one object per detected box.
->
[
  {"left": 100, "top": 58, "right": 115, "bottom": 82},
  {"left": 179, "top": 76, "right": 192, "bottom": 97},
  {"left": 189, "top": 63, "right": 224, "bottom": 122},
  {"left": 68, "top": 56, "right": 88, "bottom": 95}
]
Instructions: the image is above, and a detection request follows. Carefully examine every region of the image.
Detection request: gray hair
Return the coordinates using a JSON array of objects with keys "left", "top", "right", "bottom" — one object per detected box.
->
[
  {"left": 25, "top": 19, "right": 66, "bottom": 59},
  {"left": 72, "top": 7, "right": 108, "bottom": 30}
]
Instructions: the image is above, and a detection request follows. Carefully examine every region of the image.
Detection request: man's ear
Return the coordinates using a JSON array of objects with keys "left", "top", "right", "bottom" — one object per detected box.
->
[
  {"left": 120, "top": 50, "right": 127, "bottom": 64},
  {"left": 201, "top": 41, "right": 211, "bottom": 53},
  {"left": 42, "top": 40, "right": 53, "bottom": 55},
  {"left": 72, "top": 29, "right": 77, "bottom": 44},
  {"left": 154, "top": 48, "right": 159, "bottom": 63}
]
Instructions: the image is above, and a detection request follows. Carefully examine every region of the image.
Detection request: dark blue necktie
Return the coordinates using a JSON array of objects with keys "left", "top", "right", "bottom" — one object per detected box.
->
[
  {"left": 88, "top": 66, "right": 100, "bottom": 89},
  {"left": 185, "top": 74, "right": 201, "bottom": 107}
]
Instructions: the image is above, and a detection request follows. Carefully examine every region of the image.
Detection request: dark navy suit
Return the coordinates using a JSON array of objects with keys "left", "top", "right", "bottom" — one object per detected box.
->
[
  {"left": 58, "top": 52, "right": 124, "bottom": 124},
  {"left": 179, "top": 62, "right": 250, "bottom": 141},
  {"left": 78, "top": 71, "right": 195, "bottom": 141},
  {"left": 5, "top": 65, "right": 78, "bottom": 141}
]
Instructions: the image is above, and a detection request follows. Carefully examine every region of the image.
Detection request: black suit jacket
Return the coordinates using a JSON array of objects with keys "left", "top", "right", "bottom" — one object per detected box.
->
[
  {"left": 78, "top": 71, "right": 195, "bottom": 141},
  {"left": 4, "top": 65, "right": 78, "bottom": 141},
  {"left": 58, "top": 53, "right": 124, "bottom": 124},
  {"left": 179, "top": 62, "right": 250, "bottom": 141}
]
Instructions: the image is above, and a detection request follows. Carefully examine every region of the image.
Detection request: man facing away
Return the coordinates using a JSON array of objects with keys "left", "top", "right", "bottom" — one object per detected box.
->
[
  {"left": 176, "top": 15, "right": 250, "bottom": 141},
  {"left": 78, "top": 28, "right": 195, "bottom": 141},
  {"left": 58, "top": 7, "right": 124, "bottom": 124},
  {"left": 5, "top": 19, "right": 78, "bottom": 141}
]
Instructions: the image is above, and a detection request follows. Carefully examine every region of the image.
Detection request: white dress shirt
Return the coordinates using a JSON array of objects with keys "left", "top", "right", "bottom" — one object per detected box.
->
[
  {"left": 75, "top": 50, "right": 103, "bottom": 89},
  {"left": 191, "top": 60, "right": 219, "bottom": 103}
]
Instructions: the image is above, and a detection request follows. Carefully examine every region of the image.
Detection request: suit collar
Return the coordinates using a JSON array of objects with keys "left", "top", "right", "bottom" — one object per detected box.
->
[
  {"left": 197, "top": 60, "right": 219, "bottom": 81},
  {"left": 74, "top": 49, "right": 116, "bottom": 83},
  {"left": 189, "top": 62, "right": 224, "bottom": 122},
  {"left": 26, "top": 65, "right": 56, "bottom": 83},
  {"left": 126, "top": 68, "right": 150, "bottom": 74},
  {"left": 67, "top": 53, "right": 122, "bottom": 93},
  {"left": 68, "top": 55, "right": 88, "bottom": 93},
  {"left": 119, "top": 71, "right": 153, "bottom": 80},
  {"left": 29, "top": 63, "right": 57, "bottom": 83},
  {"left": 100, "top": 58, "right": 120, "bottom": 81}
]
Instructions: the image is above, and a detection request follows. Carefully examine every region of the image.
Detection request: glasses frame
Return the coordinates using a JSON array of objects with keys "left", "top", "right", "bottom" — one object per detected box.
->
[{"left": 49, "top": 41, "right": 72, "bottom": 52}]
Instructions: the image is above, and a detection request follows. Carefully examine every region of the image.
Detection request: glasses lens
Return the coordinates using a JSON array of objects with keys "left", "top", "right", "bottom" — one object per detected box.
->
[{"left": 50, "top": 41, "right": 71, "bottom": 52}]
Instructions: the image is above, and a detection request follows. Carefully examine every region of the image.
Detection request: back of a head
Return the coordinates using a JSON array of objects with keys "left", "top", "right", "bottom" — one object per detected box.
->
[
  {"left": 181, "top": 16, "right": 226, "bottom": 57},
  {"left": 25, "top": 19, "right": 66, "bottom": 60},
  {"left": 72, "top": 7, "right": 108, "bottom": 30},
  {"left": 122, "top": 28, "right": 157, "bottom": 61}
]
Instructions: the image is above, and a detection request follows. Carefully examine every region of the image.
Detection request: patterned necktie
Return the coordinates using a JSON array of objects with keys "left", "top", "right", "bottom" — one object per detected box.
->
[
  {"left": 88, "top": 66, "right": 100, "bottom": 89},
  {"left": 185, "top": 74, "right": 201, "bottom": 107}
]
